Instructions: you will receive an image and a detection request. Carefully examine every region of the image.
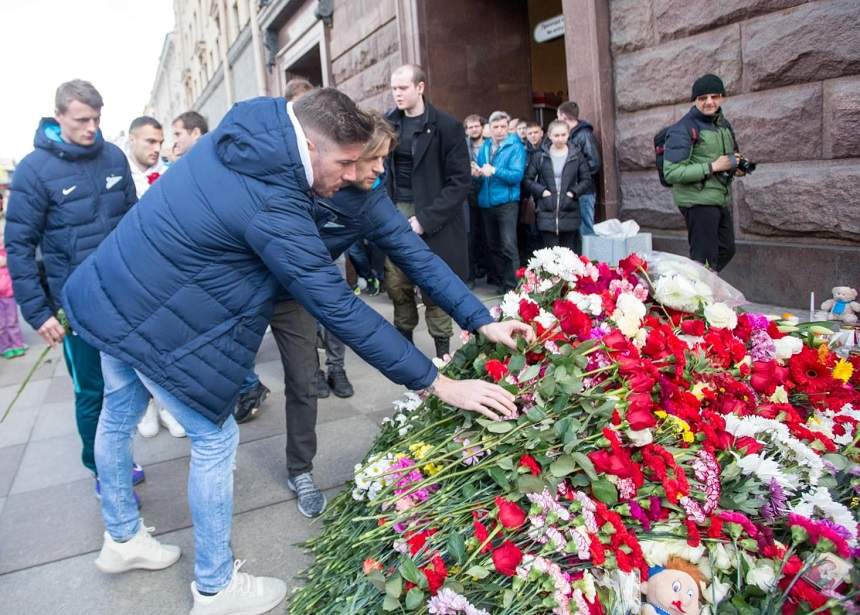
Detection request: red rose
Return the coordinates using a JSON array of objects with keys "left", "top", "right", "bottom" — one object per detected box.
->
[
  {"left": 516, "top": 267, "right": 526, "bottom": 279},
  {"left": 495, "top": 497, "right": 527, "bottom": 529},
  {"left": 491, "top": 540, "right": 523, "bottom": 576},
  {"left": 146, "top": 172, "right": 161, "bottom": 185},
  {"left": 518, "top": 298, "right": 540, "bottom": 322},
  {"left": 588, "top": 449, "right": 629, "bottom": 477},
  {"left": 484, "top": 359, "right": 508, "bottom": 382},
  {"left": 552, "top": 299, "right": 592, "bottom": 338},
  {"left": 421, "top": 554, "right": 447, "bottom": 595},
  {"left": 618, "top": 253, "right": 645, "bottom": 275},
  {"left": 625, "top": 401, "right": 657, "bottom": 430},
  {"left": 518, "top": 454, "right": 541, "bottom": 476}
]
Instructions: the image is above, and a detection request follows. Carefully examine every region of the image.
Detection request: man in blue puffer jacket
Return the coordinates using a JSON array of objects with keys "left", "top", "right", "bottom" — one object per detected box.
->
[
  {"left": 5, "top": 80, "right": 141, "bottom": 491},
  {"left": 62, "top": 89, "right": 529, "bottom": 614},
  {"left": 473, "top": 110, "right": 527, "bottom": 294}
]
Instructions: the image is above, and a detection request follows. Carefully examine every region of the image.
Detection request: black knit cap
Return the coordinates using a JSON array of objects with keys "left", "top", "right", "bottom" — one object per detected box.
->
[{"left": 691, "top": 74, "right": 725, "bottom": 101}]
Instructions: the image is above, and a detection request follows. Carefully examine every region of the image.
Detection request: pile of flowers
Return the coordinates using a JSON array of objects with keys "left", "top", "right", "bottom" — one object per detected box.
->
[{"left": 290, "top": 248, "right": 860, "bottom": 614}]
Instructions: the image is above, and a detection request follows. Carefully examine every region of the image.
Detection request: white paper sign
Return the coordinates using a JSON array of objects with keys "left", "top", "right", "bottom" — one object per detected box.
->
[{"left": 534, "top": 14, "right": 565, "bottom": 43}]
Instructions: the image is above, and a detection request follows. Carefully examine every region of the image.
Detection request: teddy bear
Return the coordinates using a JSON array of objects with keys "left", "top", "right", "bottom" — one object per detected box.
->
[{"left": 821, "top": 287, "right": 860, "bottom": 324}]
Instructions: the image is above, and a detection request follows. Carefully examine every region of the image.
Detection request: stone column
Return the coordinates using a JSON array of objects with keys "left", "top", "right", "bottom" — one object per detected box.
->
[{"left": 561, "top": 0, "right": 619, "bottom": 220}]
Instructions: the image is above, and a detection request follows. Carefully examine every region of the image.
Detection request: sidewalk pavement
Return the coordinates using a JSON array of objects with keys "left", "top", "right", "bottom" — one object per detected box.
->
[{"left": 0, "top": 282, "right": 800, "bottom": 614}]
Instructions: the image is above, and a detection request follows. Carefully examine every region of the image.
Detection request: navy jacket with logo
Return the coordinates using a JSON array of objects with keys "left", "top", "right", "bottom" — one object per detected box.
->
[
  {"left": 5, "top": 119, "right": 136, "bottom": 329},
  {"left": 62, "top": 97, "right": 489, "bottom": 425}
]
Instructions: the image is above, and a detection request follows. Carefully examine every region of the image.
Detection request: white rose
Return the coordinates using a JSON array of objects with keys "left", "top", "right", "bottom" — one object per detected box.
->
[
  {"left": 704, "top": 302, "right": 738, "bottom": 330},
  {"left": 773, "top": 336, "right": 803, "bottom": 360},
  {"left": 710, "top": 543, "right": 735, "bottom": 572},
  {"left": 654, "top": 274, "right": 704, "bottom": 313},
  {"left": 745, "top": 560, "right": 776, "bottom": 591},
  {"left": 703, "top": 577, "right": 732, "bottom": 604},
  {"left": 626, "top": 428, "right": 654, "bottom": 447}
]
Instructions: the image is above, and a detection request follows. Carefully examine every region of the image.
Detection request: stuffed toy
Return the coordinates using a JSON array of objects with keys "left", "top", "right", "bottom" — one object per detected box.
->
[
  {"left": 821, "top": 287, "right": 859, "bottom": 324},
  {"left": 640, "top": 556, "right": 701, "bottom": 615}
]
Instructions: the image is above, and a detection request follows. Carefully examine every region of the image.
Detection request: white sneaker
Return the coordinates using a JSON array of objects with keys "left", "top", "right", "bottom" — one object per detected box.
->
[
  {"left": 137, "top": 401, "right": 160, "bottom": 438},
  {"left": 94, "top": 520, "right": 181, "bottom": 573},
  {"left": 190, "top": 560, "right": 287, "bottom": 615},
  {"left": 159, "top": 407, "right": 186, "bottom": 438}
]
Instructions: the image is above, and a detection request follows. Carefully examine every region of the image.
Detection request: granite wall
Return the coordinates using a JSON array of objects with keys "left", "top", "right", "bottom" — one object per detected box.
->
[{"left": 610, "top": 0, "right": 860, "bottom": 306}]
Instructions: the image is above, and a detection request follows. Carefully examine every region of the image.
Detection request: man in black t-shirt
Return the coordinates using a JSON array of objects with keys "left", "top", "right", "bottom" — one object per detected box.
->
[{"left": 384, "top": 64, "right": 471, "bottom": 358}]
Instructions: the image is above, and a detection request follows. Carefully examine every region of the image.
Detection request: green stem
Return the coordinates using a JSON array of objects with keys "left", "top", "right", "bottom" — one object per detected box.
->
[{"left": 1, "top": 345, "right": 53, "bottom": 423}]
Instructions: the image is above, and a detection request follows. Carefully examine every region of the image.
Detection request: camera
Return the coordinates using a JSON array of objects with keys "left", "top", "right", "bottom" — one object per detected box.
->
[{"left": 736, "top": 156, "right": 757, "bottom": 174}]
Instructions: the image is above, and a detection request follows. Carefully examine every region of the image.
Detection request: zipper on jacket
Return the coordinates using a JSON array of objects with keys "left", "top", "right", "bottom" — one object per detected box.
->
[{"left": 555, "top": 192, "right": 561, "bottom": 235}]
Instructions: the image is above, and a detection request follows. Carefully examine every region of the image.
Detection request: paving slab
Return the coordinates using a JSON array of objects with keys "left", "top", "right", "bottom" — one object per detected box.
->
[
  {"left": 0, "top": 444, "right": 24, "bottom": 497},
  {"left": 10, "top": 432, "right": 93, "bottom": 494},
  {"left": 0, "top": 397, "right": 39, "bottom": 449},
  {"left": 0, "top": 348, "right": 61, "bottom": 388},
  {"left": 29, "top": 400, "right": 79, "bottom": 442},
  {"left": 0, "top": 490, "right": 336, "bottom": 615}
]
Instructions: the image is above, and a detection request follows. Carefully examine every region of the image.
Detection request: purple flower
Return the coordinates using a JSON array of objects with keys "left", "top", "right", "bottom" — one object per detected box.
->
[
  {"left": 749, "top": 329, "right": 776, "bottom": 362},
  {"left": 628, "top": 499, "right": 651, "bottom": 531},
  {"left": 760, "top": 479, "right": 787, "bottom": 523}
]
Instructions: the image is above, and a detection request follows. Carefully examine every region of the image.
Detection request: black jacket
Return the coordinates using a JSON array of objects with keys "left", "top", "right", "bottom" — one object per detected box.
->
[
  {"left": 524, "top": 144, "right": 592, "bottom": 234},
  {"left": 384, "top": 102, "right": 471, "bottom": 279},
  {"left": 568, "top": 119, "right": 601, "bottom": 195}
]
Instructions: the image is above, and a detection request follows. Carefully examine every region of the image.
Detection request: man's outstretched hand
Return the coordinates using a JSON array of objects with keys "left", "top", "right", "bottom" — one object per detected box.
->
[
  {"left": 478, "top": 321, "right": 535, "bottom": 349},
  {"left": 432, "top": 374, "right": 516, "bottom": 421}
]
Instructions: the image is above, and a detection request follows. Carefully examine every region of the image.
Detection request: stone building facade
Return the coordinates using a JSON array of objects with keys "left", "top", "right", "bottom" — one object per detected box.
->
[
  {"left": 611, "top": 0, "right": 860, "bottom": 306},
  {"left": 148, "top": 0, "right": 859, "bottom": 306}
]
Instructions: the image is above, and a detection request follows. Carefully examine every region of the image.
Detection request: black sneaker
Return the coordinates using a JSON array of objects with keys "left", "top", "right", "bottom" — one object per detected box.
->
[
  {"left": 234, "top": 383, "right": 270, "bottom": 424},
  {"left": 327, "top": 368, "right": 354, "bottom": 398},
  {"left": 366, "top": 277, "right": 381, "bottom": 296},
  {"left": 316, "top": 369, "right": 330, "bottom": 398}
]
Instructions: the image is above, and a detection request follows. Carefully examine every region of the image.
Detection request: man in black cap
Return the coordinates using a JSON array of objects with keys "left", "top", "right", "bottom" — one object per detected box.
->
[{"left": 663, "top": 73, "right": 746, "bottom": 272}]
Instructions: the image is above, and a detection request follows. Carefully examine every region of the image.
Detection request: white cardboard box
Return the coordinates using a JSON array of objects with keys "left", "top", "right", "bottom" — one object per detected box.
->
[{"left": 582, "top": 233, "right": 652, "bottom": 266}]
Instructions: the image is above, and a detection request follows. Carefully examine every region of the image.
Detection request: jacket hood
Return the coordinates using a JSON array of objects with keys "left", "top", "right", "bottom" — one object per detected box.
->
[
  {"left": 213, "top": 97, "right": 308, "bottom": 189},
  {"left": 34, "top": 117, "right": 105, "bottom": 161},
  {"left": 570, "top": 119, "right": 594, "bottom": 135}
]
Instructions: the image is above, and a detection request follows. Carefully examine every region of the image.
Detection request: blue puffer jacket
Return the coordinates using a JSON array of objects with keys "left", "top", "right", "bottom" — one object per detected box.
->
[
  {"left": 475, "top": 134, "right": 527, "bottom": 208},
  {"left": 62, "top": 97, "right": 452, "bottom": 424},
  {"left": 5, "top": 119, "right": 136, "bottom": 329},
  {"left": 320, "top": 180, "right": 493, "bottom": 332}
]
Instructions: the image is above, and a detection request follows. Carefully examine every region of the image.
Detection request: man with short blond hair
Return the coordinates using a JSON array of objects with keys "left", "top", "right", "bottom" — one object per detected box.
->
[{"left": 5, "top": 79, "right": 141, "bottom": 496}]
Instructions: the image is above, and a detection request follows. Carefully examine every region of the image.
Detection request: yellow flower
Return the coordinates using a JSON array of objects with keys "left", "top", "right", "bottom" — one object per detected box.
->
[
  {"left": 654, "top": 410, "right": 668, "bottom": 420},
  {"left": 423, "top": 462, "right": 443, "bottom": 476},
  {"left": 408, "top": 442, "right": 433, "bottom": 460},
  {"left": 682, "top": 430, "right": 695, "bottom": 444},
  {"left": 833, "top": 358, "right": 854, "bottom": 383}
]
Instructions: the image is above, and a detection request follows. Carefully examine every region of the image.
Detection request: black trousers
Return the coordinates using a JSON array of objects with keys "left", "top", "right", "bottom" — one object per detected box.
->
[
  {"left": 270, "top": 299, "right": 320, "bottom": 475},
  {"left": 481, "top": 202, "right": 520, "bottom": 291},
  {"left": 541, "top": 230, "right": 580, "bottom": 252},
  {"left": 681, "top": 205, "right": 736, "bottom": 272}
]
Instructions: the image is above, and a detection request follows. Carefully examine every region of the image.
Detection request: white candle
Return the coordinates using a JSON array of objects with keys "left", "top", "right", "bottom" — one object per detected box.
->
[{"left": 810, "top": 291, "right": 815, "bottom": 322}]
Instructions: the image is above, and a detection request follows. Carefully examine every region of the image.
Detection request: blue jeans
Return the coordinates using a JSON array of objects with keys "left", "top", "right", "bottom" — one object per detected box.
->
[
  {"left": 239, "top": 371, "right": 260, "bottom": 395},
  {"left": 580, "top": 192, "right": 596, "bottom": 236},
  {"left": 95, "top": 353, "right": 239, "bottom": 593}
]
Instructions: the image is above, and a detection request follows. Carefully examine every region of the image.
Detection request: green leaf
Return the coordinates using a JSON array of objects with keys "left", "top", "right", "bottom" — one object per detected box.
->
[
  {"left": 383, "top": 594, "right": 400, "bottom": 611},
  {"left": 518, "top": 474, "right": 545, "bottom": 493},
  {"left": 488, "top": 466, "right": 510, "bottom": 490},
  {"left": 385, "top": 575, "right": 402, "bottom": 598},
  {"left": 366, "top": 570, "right": 386, "bottom": 592},
  {"left": 466, "top": 565, "right": 490, "bottom": 579},
  {"left": 399, "top": 557, "right": 422, "bottom": 585},
  {"left": 570, "top": 473, "right": 590, "bottom": 487},
  {"left": 497, "top": 456, "right": 514, "bottom": 470},
  {"left": 405, "top": 587, "right": 424, "bottom": 610},
  {"left": 572, "top": 452, "right": 598, "bottom": 480},
  {"left": 507, "top": 354, "right": 526, "bottom": 373},
  {"left": 822, "top": 453, "right": 849, "bottom": 471},
  {"left": 525, "top": 406, "right": 546, "bottom": 422},
  {"left": 538, "top": 378, "right": 557, "bottom": 398},
  {"left": 503, "top": 589, "right": 515, "bottom": 608},
  {"left": 591, "top": 479, "right": 618, "bottom": 505},
  {"left": 447, "top": 532, "right": 466, "bottom": 565},
  {"left": 518, "top": 363, "right": 541, "bottom": 382},
  {"left": 485, "top": 421, "right": 514, "bottom": 434},
  {"left": 549, "top": 455, "right": 576, "bottom": 478}
]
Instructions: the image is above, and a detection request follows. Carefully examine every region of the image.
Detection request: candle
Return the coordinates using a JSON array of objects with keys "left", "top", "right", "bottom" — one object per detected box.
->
[{"left": 810, "top": 291, "right": 815, "bottom": 322}]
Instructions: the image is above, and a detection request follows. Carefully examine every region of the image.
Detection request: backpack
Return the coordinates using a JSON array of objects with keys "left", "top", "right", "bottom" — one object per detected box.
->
[{"left": 654, "top": 121, "right": 698, "bottom": 188}]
